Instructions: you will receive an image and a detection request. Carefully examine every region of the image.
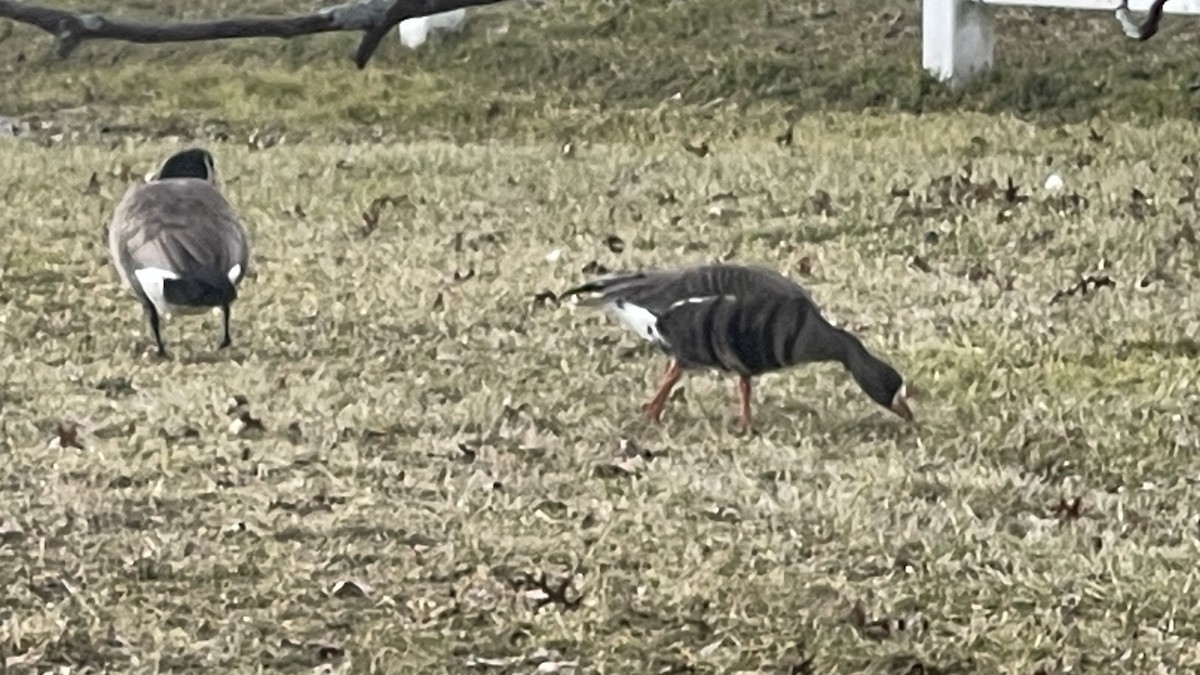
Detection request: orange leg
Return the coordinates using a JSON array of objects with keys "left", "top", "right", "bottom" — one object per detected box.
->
[
  {"left": 641, "top": 359, "right": 682, "bottom": 423},
  {"left": 736, "top": 375, "right": 753, "bottom": 433}
]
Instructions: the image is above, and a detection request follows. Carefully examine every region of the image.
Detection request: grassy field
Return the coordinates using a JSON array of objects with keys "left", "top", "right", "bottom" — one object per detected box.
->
[
  {"left": 4, "top": 1, "right": 1200, "bottom": 674},
  {"left": 3, "top": 0, "right": 1200, "bottom": 141}
]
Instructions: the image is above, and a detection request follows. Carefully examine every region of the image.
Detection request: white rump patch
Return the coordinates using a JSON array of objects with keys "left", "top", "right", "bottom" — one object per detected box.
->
[
  {"left": 133, "top": 266, "right": 180, "bottom": 316},
  {"left": 606, "top": 300, "right": 668, "bottom": 348},
  {"left": 227, "top": 264, "right": 242, "bottom": 284}
]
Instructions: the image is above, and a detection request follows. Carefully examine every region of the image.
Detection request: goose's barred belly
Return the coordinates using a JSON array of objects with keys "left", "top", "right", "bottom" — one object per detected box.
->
[{"left": 658, "top": 293, "right": 812, "bottom": 377}]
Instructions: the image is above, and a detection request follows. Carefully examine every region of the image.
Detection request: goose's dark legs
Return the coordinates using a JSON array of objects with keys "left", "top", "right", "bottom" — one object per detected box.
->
[
  {"left": 219, "top": 303, "right": 232, "bottom": 349},
  {"left": 735, "top": 375, "right": 753, "bottom": 433},
  {"left": 142, "top": 302, "right": 168, "bottom": 358},
  {"left": 641, "top": 359, "right": 681, "bottom": 423}
]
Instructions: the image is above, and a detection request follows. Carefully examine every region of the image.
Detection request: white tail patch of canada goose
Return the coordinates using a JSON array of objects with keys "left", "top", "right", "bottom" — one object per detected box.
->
[
  {"left": 133, "top": 266, "right": 180, "bottom": 316},
  {"left": 606, "top": 300, "right": 668, "bottom": 348},
  {"left": 227, "top": 264, "right": 242, "bottom": 284}
]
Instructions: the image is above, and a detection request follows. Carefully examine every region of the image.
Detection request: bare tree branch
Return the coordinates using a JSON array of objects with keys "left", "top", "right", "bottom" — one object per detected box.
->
[
  {"left": 1116, "top": 0, "right": 1170, "bottom": 41},
  {"left": 0, "top": 0, "right": 509, "bottom": 69},
  {"left": 354, "top": 0, "right": 500, "bottom": 68}
]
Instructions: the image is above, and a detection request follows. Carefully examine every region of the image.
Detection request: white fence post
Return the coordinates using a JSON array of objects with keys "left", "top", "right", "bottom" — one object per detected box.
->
[
  {"left": 922, "top": 0, "right": 995, "bottom": 90},
  {"left": 923, "top": 0, "right": 1200, "bottom": 89}
]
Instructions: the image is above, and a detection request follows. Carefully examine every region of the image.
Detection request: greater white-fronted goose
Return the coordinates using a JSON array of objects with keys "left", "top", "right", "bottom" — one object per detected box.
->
[
  {"left": 560, "top": 262, "right": 915, "bottom": 431},
  {"left": 107, "top": 147, "right": 250, "bottom": 358}
]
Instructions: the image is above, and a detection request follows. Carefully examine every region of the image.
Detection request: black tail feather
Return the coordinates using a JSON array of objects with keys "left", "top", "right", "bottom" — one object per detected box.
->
[
  {"left": 162, "top": 274, "right": 237, "bottom": 307},
  {"left": 558, "top": 280, "right": 607, "bottom": 300}
]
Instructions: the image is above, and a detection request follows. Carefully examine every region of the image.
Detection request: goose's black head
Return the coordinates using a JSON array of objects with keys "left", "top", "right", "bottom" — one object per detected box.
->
[
  {"left": 156, "top": 148, "right": 215, "bottom": 182},
  {"left": 847, "top": 350, "right": 915, "bottom": 422}
]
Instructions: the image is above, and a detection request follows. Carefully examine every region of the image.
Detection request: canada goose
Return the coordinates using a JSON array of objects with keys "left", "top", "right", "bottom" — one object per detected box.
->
[
  {"left": 106, "top": 147, "right": 250, "bottom": 358},
  {"left": 560, "top": 262, "right": 915, "bottom": 432}
]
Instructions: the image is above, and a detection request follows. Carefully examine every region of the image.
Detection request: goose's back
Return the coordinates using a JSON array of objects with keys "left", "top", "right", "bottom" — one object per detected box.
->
[
  {"left": 612, "top": 263, "right": 811, "bottom": 313},
  {"left": 108, "top": 179, "right": 248, "bottom": 285},
  {"left": 657, "top": 287, "right": 824, "bottom": 376}
]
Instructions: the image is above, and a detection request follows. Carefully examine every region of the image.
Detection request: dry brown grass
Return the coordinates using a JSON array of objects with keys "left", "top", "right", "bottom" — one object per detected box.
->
[{"left": 2, "top": 112, "right": 1200, "bottom": 673}]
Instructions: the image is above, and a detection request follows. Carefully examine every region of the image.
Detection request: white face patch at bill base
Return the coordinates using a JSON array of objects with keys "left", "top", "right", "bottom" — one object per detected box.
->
[
  {"left": 605, "top": 300, "right": 669, "bottom": 348},
  {"left": 892, "top": 383, "right": 914, "bottom": 416},
  {"left": 132, "top": 266, "right": 180, "bottom": 317},
  {"left": 227, "top": 264, "right": 242, "bottom": 284}
]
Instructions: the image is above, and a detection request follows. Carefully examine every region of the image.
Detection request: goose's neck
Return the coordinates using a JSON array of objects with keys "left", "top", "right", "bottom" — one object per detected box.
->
[
  {"left": 805, "top": 317, "right": 860, "bottom": 364},
  {"left": 816, "top": 321, "right": 879, "bottom": 379},
  {"left": 837, "top": 330, "right": 893, "bottom": 394}
]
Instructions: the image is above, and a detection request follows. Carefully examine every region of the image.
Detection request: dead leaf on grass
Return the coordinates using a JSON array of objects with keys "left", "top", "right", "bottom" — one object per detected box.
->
[
  {"left": 701, "top": 505, "right": 742, "bottom": 523},
  {"left": 581, "top": 260, "right": 610, "bottom": 275},
  {"left": 83, "top": 171, "right": 101, "bottom": 195},
  {"left": 1049, "top": 275, "right": 1116, "bottom": 304},
  {"left": 228, "top": 411, "right": 266, "bottom": 439},
  {"left": 593, "top": 460, "right": 642, "bottom": 479},
  {"left": 776, "top": 124, "right": 794, "bottom": 147},
  {"left": 908, "top": 255, "right": 933, "bottom": 273},
  {"left": 1003, "top": 176, "right": 1028, "bottom": 204},
  {"left": 683, "top": 138, "right": 710, "bottom": 158},
  {"left": 808, "top": 189, "right": 836, "bottom": 216},
  {"left": 286, "top": 421, "right": 304, "bottom": 445},
  {"left": 966, "top": 264, "right": 994, "bottom": 283},
  {"left": 604, "top": 234, "right": 626, "bottom": 253},
  {"left": 0, "top": 521, "right": 27, "bottom": 545},
  {"left": 247, "top": 127, "right": 285, "bottom": 150},
  {"left": 270, "top": 494, "right": 340, "bottom": 516},
  {"left": 617, "top": 438, "right": 661, "bottom": 460},
  {"left": 329, "top": 578, "right": 373, "bottom": 599},
  {"left": 796, "top": 256, "right": 814, "bottom": 277},
  {"left": 360, "top": 195, "right": 410, "bottom": 237},
  {"left": 532, "top": 290, "right": 558, "bottom": 308},
  {"left": 505, "top": 570, "right": 584, "bottom": 611},
  {"left": 848, "top": 601, "right": 928, "bottom": 642},
  {"left": 49, "top": 421, "right": 84, "bottom": 450},
  {"left": 1053, "top": 496, "right": 1083, "bottom": 521},
  {"left": 1123, "top": 188, "right": 1155, "bottom": 220},
  {"left": 226, "top": 394, "right": 250, "bottom": 415},
  {"left": 94, "top": 375, "right": 134, "bottom": 398}
]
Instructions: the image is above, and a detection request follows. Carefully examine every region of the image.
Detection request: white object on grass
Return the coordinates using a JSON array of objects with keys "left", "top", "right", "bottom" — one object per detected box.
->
[
  {"left": 922, "top": 0, "right": 1200, "bottom": 90},
  {"left": 398, "top": 9, "right": 468, "bottom": 49}
]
